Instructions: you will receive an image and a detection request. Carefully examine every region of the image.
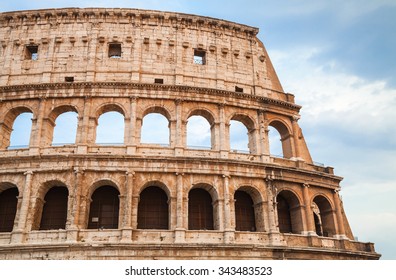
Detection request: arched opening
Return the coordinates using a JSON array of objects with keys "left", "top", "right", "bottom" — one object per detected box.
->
[
  {"left": 188, "top": 188, "right": 214, "bottom": 230},
  {"left": 88, "top": 186, "right": 120, "bottom": 229},
  {"left": 187, "top": 115, "right": 212, "bottom": 149},
  {"left": 277, "top": 195, "right": 292, "bottom": 233},
  {"left": 137, "top": 186, "right": 169, "bottom": 229},
  {"left": 268, "top": 126, "right": 283, "bottom": 157},
  {"left": 313, "top": 195, "right": 336, "bottom": 237},
  {"left": 234, "top": 190, "right": 256, "bottom": 231},
  {"left": 96, "top": 111, "right": 125, "bottom": 145},
  {"left": 230, "top": 114, "right": 257, "bottom": 154},
  {"left": 141, "top": 113, "right": 170, "bottom": 146},
  {"left": 268, "top": 120, "right": 293, "bottom": 158},
  {"left": 276, "top": 190, "right": 304, "bottom": 234},
  {"left": 9, "top": 112, "right": 33, "bottom": 149},
  {"left": 52, "top": 111, "right": 78, "bottom": 145},
  {"left": 39, "top": 187, "right": 69, "bottom": 230},
  {"left": 0, "top": 187, "right": 19, "bottom": 232},
  {"left": 229, "top": 120, "right": 249, "bottom": 153}
]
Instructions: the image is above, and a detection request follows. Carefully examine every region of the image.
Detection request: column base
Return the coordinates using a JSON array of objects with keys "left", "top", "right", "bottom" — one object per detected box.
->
[
  {"left": 174, "top": 228, "right": 186, "bottom": 243},
  {"left": 224, "top": 229, "right": 235, "bottom": 244},
  {"left": 126, "top": 145, "right": 136, "bottom": 155},
  {"left": 66, "top": 227, "right": 79, "bottom": 243},
  {"left": 11, "top": 230, "right": 26, "bottom": 244},
  {"left": 174, "top": 147, "right": 184, "bottom": 157},
  {"left": 268, "top": 231, "right": 284, "bottom": 246},
  {"left": 77, "top": 145, "right": 88, "bottom": 154},
  {"left": 121, "top": 228, "right": 133, "bottom": 243}
]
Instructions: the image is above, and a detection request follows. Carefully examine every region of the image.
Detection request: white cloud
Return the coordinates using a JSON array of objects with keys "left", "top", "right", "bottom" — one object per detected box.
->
[
  {"left": 271, "top": 47, "right": 396, "bottom": 137},
  {"left": 271, "top": 45, "right": 396, "bottom": 259}
]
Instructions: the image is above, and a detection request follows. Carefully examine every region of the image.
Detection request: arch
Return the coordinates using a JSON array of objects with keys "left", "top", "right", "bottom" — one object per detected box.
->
[
  {"left": 95, "top": 103, "right": 126, "bottom": 119},
  {"left": 188, "top": 188, "right": 214, "bottom": 230},
  {"left": 0, "top": 185, "right": 19, "bottom": 232},
  {"left": 268, "top": 119, "right": 293, "bottom": 158},
  {"left": 88, "top": 179, "right": 121, "bottom": 198},
  {"left": 137, "top": 186, "right": 169, "bottom": 229},
  {"left": 187, "top": 108, "right": 215, "bottom": 125},
  {"left": 230, "top": 114, "right": 257, "bottom": 153},
  {"left": 313, "top": 195, "right": 337, "bottom": 237},
  {"left": 51, "top": 111, "right": 79, "bottom": 145},
  {"left": 95, "top": 111, "right": 125, "bottom": 145},
  {"left": 45, "top": 105, "right": 79, "bottom": 146},
  {"left": 276, "top": 190, "right": 304, "bottom": 234},
  {"left": 142, "top": 106, "right": 171, "bottom": 121},
  {"left": 141, "top": 113, "right": 170, "bottom": 145},
  {"left": 187, "top": 115, "right": 212, "bottom": 149},
  {"left": 234, "top": 190, "right": 256, "bottom": 231},
  {"left": 39, "top": 186, "right": 69, "bottom": 230},
  {"left": 88, "top": 186, "right": 120, "bottom": 229},
  {"left": 3, "top": 107, "right": 34, "bottom": 149}
]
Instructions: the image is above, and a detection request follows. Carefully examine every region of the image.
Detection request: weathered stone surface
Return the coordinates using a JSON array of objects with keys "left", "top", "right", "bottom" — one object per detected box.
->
[{"left": 0, "top": 8, "right": 379, "bottom": 260}]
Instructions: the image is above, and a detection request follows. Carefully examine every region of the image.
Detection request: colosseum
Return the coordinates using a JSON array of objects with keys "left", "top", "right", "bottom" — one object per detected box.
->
[{"left": 0, "top": 7, "right": 379, "bottom": 259}]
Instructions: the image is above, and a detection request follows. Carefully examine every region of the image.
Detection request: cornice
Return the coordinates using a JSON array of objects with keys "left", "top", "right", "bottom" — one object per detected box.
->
[
  {"left": 0, "top": 152, "right": 342, "bottom": 184},
  {"left": 0, "top": 82, "right": 301, "bottom": 111},
  {"left": 0, "top": 8, "right": 259, "bottom": 37}
]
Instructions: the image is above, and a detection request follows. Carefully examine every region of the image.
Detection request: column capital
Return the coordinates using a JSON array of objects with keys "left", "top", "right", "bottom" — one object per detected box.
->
[
  {"left": 126, "top": 170, "right": 135, "bottom": 177},
  {"left": 73, "top": 167, "right": 85, "bottom": 174},
  {"left": 23, "top": 170, "right": 33, "bottom": 176},
  {"left": 292, "top": 114, "right": 301, "bottom": 122},
  {"left": 174, "top": 98, "right": 183, "bottom": 105},
  {"left": 175, "top": 172, "right": 184, "bottom": 176},
  {"left": 303, "top": 183, "right": 310, "bottom": 188}
]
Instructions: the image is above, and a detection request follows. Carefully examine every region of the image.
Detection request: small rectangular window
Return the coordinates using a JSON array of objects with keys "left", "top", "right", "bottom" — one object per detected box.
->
[
  {"left": 235, "top": 86, "right": 244, "bottom": 93},
  {"left": 108, "top": 43, "right": 121, "bottom": 58},
  {"left": 65, "top": 76, "right": 74, "bottom": 82},
  {"left": 194, "top": 49, "right": 206, "bottom": 65},
  {"left": 26, "top": 45, "right": 38, "bottom": 60},
  {"left": 154, "top": 78, "right": 164, "bottom": 84}
]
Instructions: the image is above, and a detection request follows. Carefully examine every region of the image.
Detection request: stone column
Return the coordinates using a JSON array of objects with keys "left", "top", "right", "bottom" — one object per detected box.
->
[
  {"left": 223, "top": 174, "right": 234, "bottom": 243},
  {"left": 333, "top": 190, "right": 347, "bottom": 239},
  {"left": 66, "top": 168, "right": 84, "bottom": 242},
  {"left": 131, "top": 191, "right": 139, "bottom": 230},
  {"left": 121, "top": 171, "right": 134, "bottom": 242},
  {"left": 169, "top": 119, "right": 177, "bottom": 148},
  {"left": 174, "top": 173, "right": 186, "bottom": 243},
  {"left": 0, "top": 122, "right": 13, "bottom": 149},
  {"left": 302, "top": 183, "right": 315, "bottom": 235},
  {"left": 174, "top": 99, "right": 184, "bottom": 156},
  {"left": 76, "top": 97, "right": 92, "bottom": 154},
  {"left": 258, "top": 111, "right": 270, "bottom": 162},
  {"left": 219, "top": 103, "right": 228, "bottom": 158},
  {"left": 29, "top": 98, "right": 46, "bottom": 155},
  {"left": 126, "top": 97, "right": 138, "bottom": 154},
  {"left": 11, "top": 171, "right": 33, "bottom": 243},
  {"left": 291, "top": 115, "right": 301, "bottom": 159},
  {"left": 265, "top": 176, "right": 282, "bottom": 245}
]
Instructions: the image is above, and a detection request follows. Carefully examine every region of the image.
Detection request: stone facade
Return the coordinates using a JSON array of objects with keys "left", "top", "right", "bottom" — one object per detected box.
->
[{"left": 0, "top": 8, "right": 379, "bottom": 259}]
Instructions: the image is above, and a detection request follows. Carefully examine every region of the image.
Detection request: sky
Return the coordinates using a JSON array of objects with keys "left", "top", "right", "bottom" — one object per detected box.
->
[{"left": 1, "top": 0, "right": 395, "bottom": 259}]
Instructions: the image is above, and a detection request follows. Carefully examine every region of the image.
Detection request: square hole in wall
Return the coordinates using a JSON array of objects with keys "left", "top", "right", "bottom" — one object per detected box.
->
[
  {"left": 235, "top": 86, "right": 244, "bottom": 93},
  {"left": 108, "top": 43, "right": 121, "bottom": 58},
  {"left": 193, "top": 49, "right": 206, "bottom": 65},
  {"left": 65, "top": 76, "right": 74, "bottom": 82},
  {"left": 25, "top": 45, "right": 38, "bottom": 60},
  {"left": 154, "top": 78, "right": 164, "bottom": 84}
]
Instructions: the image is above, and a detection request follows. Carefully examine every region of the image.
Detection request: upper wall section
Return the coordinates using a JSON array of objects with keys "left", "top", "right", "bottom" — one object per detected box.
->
[{"left": 0, "top": 8, "right": 285, "bottom": 98}]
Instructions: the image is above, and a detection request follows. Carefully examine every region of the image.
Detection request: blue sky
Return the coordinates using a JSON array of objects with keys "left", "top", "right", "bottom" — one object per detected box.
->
[{"left": 2, "top": 1, "right": 395, "bottom": 259}]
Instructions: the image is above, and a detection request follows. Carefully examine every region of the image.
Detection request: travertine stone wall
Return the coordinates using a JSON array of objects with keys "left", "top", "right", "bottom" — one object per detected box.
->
[
  {"left": 0, "top": 8, "right": 379, "bottom": 260},
  {"left": 0, "top": 8, "right": 282, "bottom": 95}
]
